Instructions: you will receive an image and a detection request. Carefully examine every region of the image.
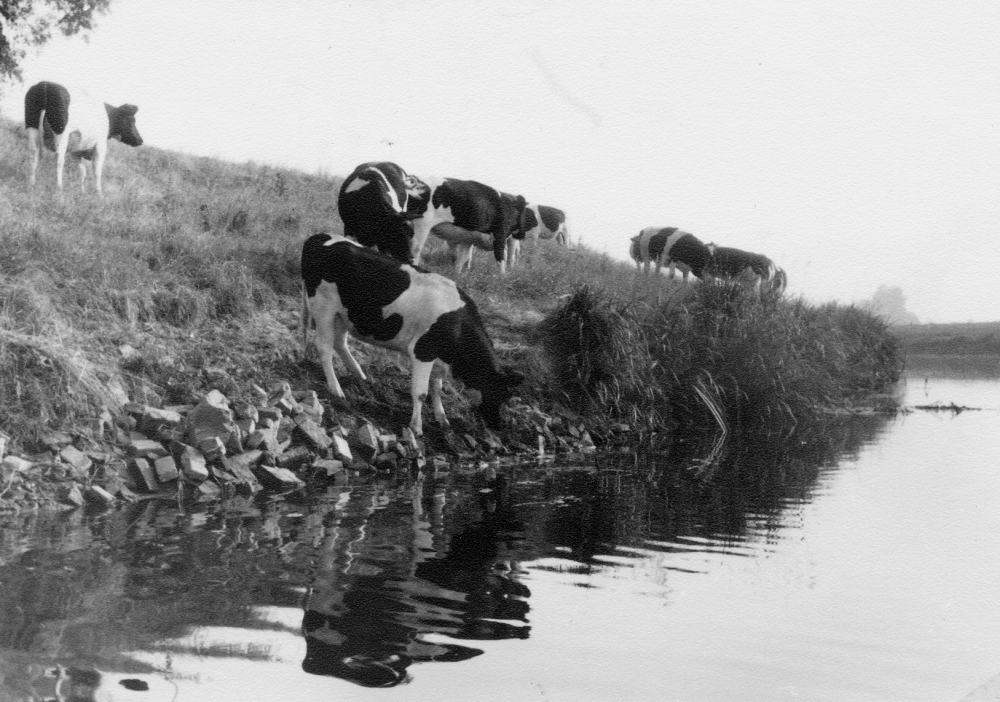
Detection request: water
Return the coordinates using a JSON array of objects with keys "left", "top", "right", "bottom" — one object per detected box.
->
[{"left": 1, "top": 365, "right": 999, "bottom": 701}]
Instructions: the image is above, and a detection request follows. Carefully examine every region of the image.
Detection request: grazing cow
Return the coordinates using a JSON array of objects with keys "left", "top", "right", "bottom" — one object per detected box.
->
[
  {"left": 706, "top": 244, "right": 788, "bottom": 292},
  {"left": 301, "top": 233, "right": 524, "bottom": 435},
  {"left": 630, "top": 226, "right": 712, "bottom": 281},
  {"left": 24, "top": 80, "right": 143, "bottom": 196},
  {"left": 338, "top": 161, "right": 431, "bottom": 263},
  {"left": 506, "top": 203, "right": 568, "bottom": 270},
  {"left": 407, "top": 177, "right": 528, "bottom": 275}
]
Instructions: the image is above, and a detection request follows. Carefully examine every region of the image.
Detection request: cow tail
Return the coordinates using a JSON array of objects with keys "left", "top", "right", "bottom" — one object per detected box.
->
[{"left": 300, "top": 284, "right": 311, "bottom": 358}]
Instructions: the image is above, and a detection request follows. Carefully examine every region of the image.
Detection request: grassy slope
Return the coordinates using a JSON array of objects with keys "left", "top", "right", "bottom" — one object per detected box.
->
[{"left": 0, "top": 115, "right": 902, "bottom": 459}]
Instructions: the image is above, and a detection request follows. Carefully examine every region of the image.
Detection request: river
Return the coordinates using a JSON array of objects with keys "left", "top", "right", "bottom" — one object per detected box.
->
[{"left": 1, "top": 361, "right": 998, "bottom": 701}]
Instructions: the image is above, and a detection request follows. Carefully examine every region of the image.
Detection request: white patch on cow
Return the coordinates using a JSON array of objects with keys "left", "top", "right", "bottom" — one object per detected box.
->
[
  {"left": 364, "top": 165, "right": 404, "bottom": 213},
  {"left": 305, "top": 233, "right": 470, "bottom": 434},
  {"left": 342, "top": 175, "right": 370, "bottom": 194}
]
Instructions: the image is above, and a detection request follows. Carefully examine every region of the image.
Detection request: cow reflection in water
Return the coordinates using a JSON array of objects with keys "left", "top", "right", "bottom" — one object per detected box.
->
[{"left": 301, "top": 472, "right": 529, "bottom": 687}]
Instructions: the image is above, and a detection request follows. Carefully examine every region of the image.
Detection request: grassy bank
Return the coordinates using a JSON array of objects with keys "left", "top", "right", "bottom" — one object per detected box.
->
[
  {"left": 0, "top": 115, "right": 902, "bottom": 467},
  {"left": 892, "top": 321, "right": 1000, "bottom": 357}
]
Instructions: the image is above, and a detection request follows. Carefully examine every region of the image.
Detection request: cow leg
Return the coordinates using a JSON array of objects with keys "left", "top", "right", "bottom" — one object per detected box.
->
[
  {"left": 430, "top": 376, "right": 449, "bottom": 428},
  {"left": 409, "top": 359, "right": 436, "bottom": 436},
  {"left": 411, "top": 218, "right": 435, "bottom": 265},
  {"left": 332, "top": 318, "right": 366, "bottom": 379},
  {"left": 54, "top": 132, "right": 69, "bottom": 191},
  {"left": 26, "top": 127, "right": 41, "bottom": 187},
  {"left": 310, "top": 307, "right": 346, "bottom": 398},
  {"left": 452, "top": 244, "right": 474, "bottom": 275},
  {"left": 92, "top": 141, "right": 107, "bottom": 196}
]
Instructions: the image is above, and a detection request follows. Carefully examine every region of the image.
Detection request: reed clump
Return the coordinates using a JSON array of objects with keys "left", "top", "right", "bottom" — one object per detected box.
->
[{"left": 540, "top": 279, "right": 903, "bottom": 436}]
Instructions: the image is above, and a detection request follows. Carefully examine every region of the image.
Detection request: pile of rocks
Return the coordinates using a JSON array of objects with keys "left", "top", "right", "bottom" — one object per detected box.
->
[{"left": 0, "top": 381, "right": 422, "bottom": 511}]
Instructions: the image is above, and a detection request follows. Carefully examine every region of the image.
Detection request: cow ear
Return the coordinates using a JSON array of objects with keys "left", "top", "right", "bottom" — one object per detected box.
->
[{"left": 516, "top": 195, "right": 526, "bottom": 208}]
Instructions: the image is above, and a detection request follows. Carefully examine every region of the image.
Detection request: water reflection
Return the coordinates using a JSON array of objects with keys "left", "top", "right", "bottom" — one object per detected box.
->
[{"left": 0, "top": 411, "right": 892, "bottom": 697}]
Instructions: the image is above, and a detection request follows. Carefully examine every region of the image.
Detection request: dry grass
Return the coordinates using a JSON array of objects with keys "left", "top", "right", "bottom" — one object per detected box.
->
[{"left": 0, "top": 115, "right": 903, "bottom": 452}]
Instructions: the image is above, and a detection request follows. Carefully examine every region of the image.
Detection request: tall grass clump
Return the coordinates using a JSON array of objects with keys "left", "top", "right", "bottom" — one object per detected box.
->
[{"left": 540, "top": 279, "right": 903, "bottom": 438}]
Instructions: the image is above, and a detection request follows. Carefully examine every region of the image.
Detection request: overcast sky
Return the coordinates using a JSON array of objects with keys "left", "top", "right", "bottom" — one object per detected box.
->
[{"left": 3, "top": 0, "right": 998, "bottom": 323}]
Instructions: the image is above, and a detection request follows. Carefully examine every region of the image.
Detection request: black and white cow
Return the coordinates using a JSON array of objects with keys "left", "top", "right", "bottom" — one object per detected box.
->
[
  {"left": 301, "top": 232, "right": 523, "bottom": 435},
  {"left": 706, "top": 244, "right": 788, "bottom": 292},
  {"left": 630, "top": 226, "right": 712, "bottom": 282},
  {"left": 337, "top": 161, "right": 431, "bottom": 263},
  {"left": 24, "top": 80, "right": 143, "bottom": 196},
  {"left": 407, "top": 177, "right": 528, "bottom": 275},
  {"left": 506, "top": 203, "right": 568, "bottom": 270}
]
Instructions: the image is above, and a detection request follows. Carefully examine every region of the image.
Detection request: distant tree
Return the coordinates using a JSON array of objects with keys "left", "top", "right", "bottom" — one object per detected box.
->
[
  {"left": 0, "top": 0, "right": 111, "bottom": 85},
  {"left": 866, "top": 284, "right": 920, "bottom": 326}
]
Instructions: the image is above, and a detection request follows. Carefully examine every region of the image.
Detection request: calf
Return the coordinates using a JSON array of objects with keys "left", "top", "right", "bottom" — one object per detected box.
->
[
  {"left": 631, "top": 226, "right": 711, "bottom": 282},
  {"left": 407, "top": 177, "right": 527, "bottom": 275},
  {"left": 337, "top": 161, "right": 431, "bottom": 263},
  {"left": 507, "top": 203, "right": 568, "bottom": 270},
  {"left": 301, "top": 233, "right": 523, "bottom": 435},
  {"left": 706, "top": 244, "right": 788, "bottom": 292},
  {"left": 24, "top": 80, "right": 143, "bottom": 196}
]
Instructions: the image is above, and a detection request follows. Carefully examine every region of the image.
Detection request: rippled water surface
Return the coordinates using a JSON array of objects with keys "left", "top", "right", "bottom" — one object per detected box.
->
[{"left": 1, "top": 367, "right": 999, "bottom": 701}]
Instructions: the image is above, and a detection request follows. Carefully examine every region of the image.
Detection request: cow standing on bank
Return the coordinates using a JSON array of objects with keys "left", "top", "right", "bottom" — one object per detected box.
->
[
  {"left": 706, "top": 244, "right": 788, "bottom": 292},
  {"left": 407, "top": 177, "right": 528, "bottom": 275},
  {"left": 506, "top": 203, "right": 568, "bottom": 270},
  {"left": 301, "top": 233, "right": 523, "bottom": 435},
  {"left": 24, "top": 80, "right": 143, "bottom": 196},
  {"left": 630, "top": 226, "right": 712, "bottom": 282},
  {"left": 337, "top": 161, "right": 431, "bottom": 263}
]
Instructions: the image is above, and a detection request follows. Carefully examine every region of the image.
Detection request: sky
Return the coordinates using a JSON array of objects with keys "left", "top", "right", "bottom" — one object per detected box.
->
[{"left": 2, "top": 0, "right": 998, "bottom": 323}]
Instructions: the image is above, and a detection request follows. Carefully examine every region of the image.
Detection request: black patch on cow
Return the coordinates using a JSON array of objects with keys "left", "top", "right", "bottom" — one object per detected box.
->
[
  {"left": 301, "top": 233, "right": 408, "bottom": 341},
  {"left": 522, "top": 206, "right": 539, "bottom": 233},
  {"left": 646, "top": 227, "right": 677, "bottom": 262},
  {"left": 708, "top": 246, "right": 773, "bottom": 278},
  {"left": 538, "top": 205, "right": 565, "bottom": 233},
  {"left": 431, "top": 180, "right": 526, "bottom": 263},
  {"left": 338, "top": 162, "right": 418, "bottom": 263},
  {"left": 107, "top": 103, "right": 143, "bottom": 146},
  {"left": 413, "top": 287, "right": 520, "bottom": 428},
  {"left": 24, "top": 81, "right": 71, "bottom": 147},
  {"left": 119, "top": 679, "right": 150, "bottom": 691},
  {"left": 668, "top": 233, "right": 711, "bottom": 277}
]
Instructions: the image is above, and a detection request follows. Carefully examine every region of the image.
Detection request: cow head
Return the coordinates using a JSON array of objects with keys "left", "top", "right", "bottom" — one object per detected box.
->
[
  {"left": 403, "top": 174, "right": 431, "bottom": 220},
  {"left": 107, "top": 103, "right": 143, "bottom": 147},
  {"left": 476, "top": 367, "right": 525, "bottom": 429}
]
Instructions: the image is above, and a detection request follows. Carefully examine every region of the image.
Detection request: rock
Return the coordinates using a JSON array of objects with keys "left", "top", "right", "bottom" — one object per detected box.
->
[
  {"left": 235, "top": 418, "right": 256, "bottom": 437},
  {"left": 186, "top": 400, "right": 238, "bottom": 453},
  {"left": 137, "top": 406, "right": 183, "bottom": 435},
  {"left": 60, "top": 483, "right": 85, "bottom": 508},
  {"left": 59, "top": 445, "right": 93, "bottom": 472},
  {"left": 257, "top": 406, "right": 282, "bottom": 424},
  {"left": 294, "top": 414, "right": 332, "bottom": 450},
  {"left": 41, "top": 431, "right": 74, "bottom": 451},
  {"left": 0, "top": 431, "right": 9, "bottom": 460},
  {"left": 198, "top": 436, "right": 227, "bottom": 459},
  {"left": 197, "top": 480, "right": 222, "bottom": 499},
  {"left": 153, "top": 456, "right": 179, "bottom": 483},
  {"left": 203, "top": 389, "right": 229, "bottom": 408},
  {"left": 254, "top": 465, "right": 305, "bottom": 490},
  {"left": 351, "top": 423, "right": 380, "bottom": 462},
  {"left": 267, "top": 382, "right": 299, "bottom": 414},
  {"left": 128, "top": 439, "right": 169, "bottom": 460},
  {"left": 85, "top": 485, "right": 116, "bottom": 508},
  {"left": 275, "top": 445, "right": 314, "bottom": 471},
  {"left": 219, "top": 455, "right": 262, "bottom": 493},
  {"left": 179, "top": 445, "right": 209, "bottom": 481},
  {"left": 233, "top": 401, "right": 259, "bottom": 422},
  {"left": 331, "top": 434, "right": 353, "bottom": 463},
  {"left": 130, "top": 458, "right": 158, "bottom": 491},
  {"left": 312, "top": 459, "right": 344, "bottom": 477}
]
